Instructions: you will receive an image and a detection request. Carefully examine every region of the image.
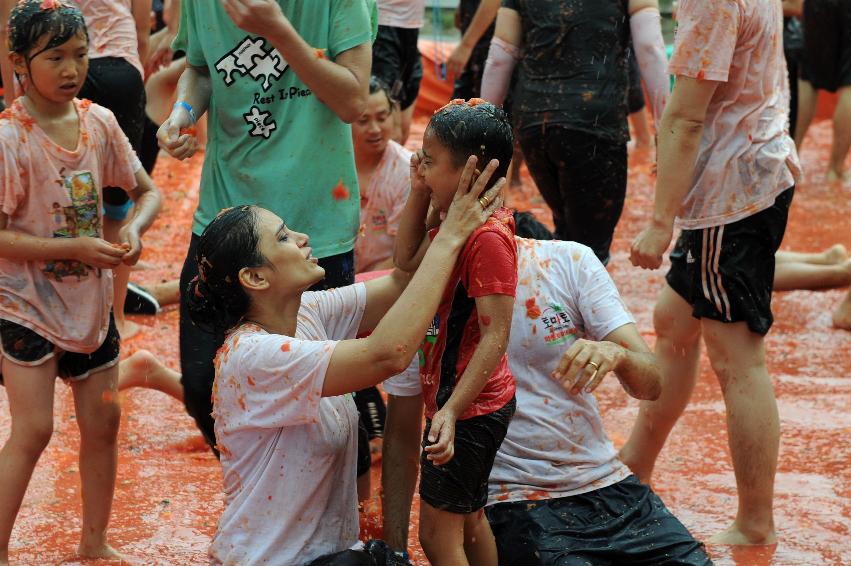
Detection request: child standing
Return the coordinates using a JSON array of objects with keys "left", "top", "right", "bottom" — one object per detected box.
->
[
  {"left": 0, "top": 2, "right": 161, "bottom": 563},
  {"left": 395, "top": 99, "right": 516, "bottom": 565}
]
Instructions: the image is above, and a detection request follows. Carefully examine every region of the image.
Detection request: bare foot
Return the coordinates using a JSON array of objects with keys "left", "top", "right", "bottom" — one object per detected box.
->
[
  {"left": 708, "top": 524, "right": 777, "bottom": 546},
  {"left": 832, "top": 290, "right": 851, "bottom": 330},
  {"left": 75, "top": 543, "right": 136, "bottom": 564},
  {"left": 826, "top": 168, "right": 849, "bottom": 183},
  {"left": 118, "top": 349, "right": 184, "bottom": 400},
  {"left": 824, "top": 244, "right": 848, "bottom": 265}
]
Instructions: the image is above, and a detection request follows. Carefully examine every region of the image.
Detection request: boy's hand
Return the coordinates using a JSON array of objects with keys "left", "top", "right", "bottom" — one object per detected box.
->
[
  {"left": 410, "top": 151, "right": 430, "bottom": 195},
  {"left": 117, "top": 224, "right": 143, "bottom": 266},
  {"left": 221, "top": 0, "right": 288, "bottom": 37},
  {"left": 425, "top": 408, "right": 457, "bottom": 465},
  {"left": 439, "top": 156, "right": 505, "bottom": 246},
  {"left": 73, "top": 237, "right": 127, "bottom": 269},
  {"left": 629, "top": 220, "right": 673, "bottom": 270},
  {"left": 550, "top": 339, "right": 627, "bottom": 395},
  {"left": 157, "top": 108, "right": 198, "bottom": 161}
]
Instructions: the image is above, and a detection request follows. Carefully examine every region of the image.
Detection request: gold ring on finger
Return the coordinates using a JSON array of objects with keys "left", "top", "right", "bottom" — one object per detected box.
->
[
  {"left": 478, "top": 196, "right": 490, "bottom": 209},
  {"left": 586, "top": 361, "right": 600, "bottom": 371}
]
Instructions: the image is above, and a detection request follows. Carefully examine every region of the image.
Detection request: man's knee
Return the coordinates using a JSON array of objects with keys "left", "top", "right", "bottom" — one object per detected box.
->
[{"left": 653, "top": 287, "right": 701, "bottom": 348}]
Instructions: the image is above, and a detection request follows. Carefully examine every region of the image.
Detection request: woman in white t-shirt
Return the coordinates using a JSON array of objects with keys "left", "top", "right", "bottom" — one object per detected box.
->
[{"left": 183, "top": 158, "right": 504, "bottom": 566}]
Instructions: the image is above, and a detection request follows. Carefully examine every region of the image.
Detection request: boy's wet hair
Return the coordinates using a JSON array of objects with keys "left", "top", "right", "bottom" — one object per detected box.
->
[
  {"left": 427, "top": 99, "right": 514, "bottom": 182},
  {"left": 8, "top": 0, "right": 88, "bottom": 58},
  {"left": 185, "top": 206, "right": 269, "bottom": 333},
  {"left": 368, "top": 75, "right": 393, "bottom": 111}
]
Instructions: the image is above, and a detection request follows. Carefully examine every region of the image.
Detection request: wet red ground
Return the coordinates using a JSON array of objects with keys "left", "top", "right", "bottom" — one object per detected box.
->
[{"left": 2, "top": 115, "right": 851, "bottom": 564}]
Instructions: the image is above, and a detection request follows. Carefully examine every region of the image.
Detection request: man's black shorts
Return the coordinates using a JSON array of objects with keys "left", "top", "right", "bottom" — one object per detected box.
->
[
  {"left": 666, "top": 188, "right": 794, "bottom": 336},
  {"left": 801, "top": 0, "right": 851, "bottom": 92},
  {"left": 485, "top": 475, "right": 713, "bottom": 565},
  {"left": 0, "top": 313, "right": 120, "bottom": 383},
  {"left": 372, "top": 26, "right": 423, "bottom": 110},
  {"left": 419, "top": 397, "right": 515, "bottom": 514}
]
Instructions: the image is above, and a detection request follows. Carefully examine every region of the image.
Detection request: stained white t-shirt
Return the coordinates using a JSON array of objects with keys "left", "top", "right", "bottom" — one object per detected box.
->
[
  {"left": 210, "top": 284, "right": 367, "bottom": 566},
  {"left": 377, "top": 0, "right": 426, "bottom": 28},
  {"left": 384, "top": 238, "right": 635, "bottom": 503}
]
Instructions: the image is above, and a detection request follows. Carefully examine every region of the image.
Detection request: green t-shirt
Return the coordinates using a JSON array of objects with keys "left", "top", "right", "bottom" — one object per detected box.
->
[{"left": 174, "top": 1, "right": 376, "bottom": 258}]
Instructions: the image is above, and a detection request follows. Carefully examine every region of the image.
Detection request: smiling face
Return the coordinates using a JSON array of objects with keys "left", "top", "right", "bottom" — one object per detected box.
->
[
  {"left": 249, "top": 208, "right": 325, "bottom": 294},
  {"left": 352, "top": 90, "right": 393, "bottom": 160},
  {"left": 13, "top": 31, "right": 88, "bottom": 104},
  {"left": 418, "top": 127, "right": 466, "bottom": 212}
]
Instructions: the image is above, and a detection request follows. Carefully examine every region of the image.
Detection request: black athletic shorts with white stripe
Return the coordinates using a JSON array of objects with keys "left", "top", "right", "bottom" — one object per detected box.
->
[{"left": 666, "top": 187, "right": 794, "bottom": 336}]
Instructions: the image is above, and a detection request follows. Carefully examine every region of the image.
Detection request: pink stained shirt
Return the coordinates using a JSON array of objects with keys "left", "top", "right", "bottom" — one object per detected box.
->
[
  {"left": 377, "top": 0, "right": 426, "bottom": 28},
  {"left": 668, "top": 0, "right": 801, "bottom": 230},
  {"left": 0, "top": 99, "right": 141, "bottom": 353},
  {"left": 354, "top": 140, "right": 412, "bottom": 273},
  {"left": 81, "top": 0, "right": 144, "bottom": 78}
]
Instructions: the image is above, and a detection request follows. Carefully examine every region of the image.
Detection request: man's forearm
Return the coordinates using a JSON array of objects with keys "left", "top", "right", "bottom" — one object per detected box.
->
[
  {"left": 652, "top": 114, "right": 704, "bottom": 227},
  {"left": 460, "top": 0, "right": 500, "bottom": 50},
  {"left": 615, "top": 350, "right": 661, "bottom": 400},
  {"left": 174, "top": 65, "right": 212, "bottom": 120}
]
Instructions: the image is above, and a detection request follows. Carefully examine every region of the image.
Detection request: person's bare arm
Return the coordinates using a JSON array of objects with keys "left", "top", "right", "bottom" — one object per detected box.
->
[
  {"left": 222, "top": 0, "right": 371, "bottom": 123},
  {"left": 381, "top": 393, "right": 424, "bottom": 552},
  {"left": 480, "top": 7, "right": 522, "bottom": 105},
  {"left": 446, "top": 0, "right": 500, "bottom": 77},
  {"left": 0, "top": 0, "right": 16, "bottom": 106},
  {"left": 551, "top": 323, "right": 661, "bottom": 400},
  {"left": 322, "top": 159, "right": 505, "bottom": 397},
  {"left": 156, "top": 64, "right": 212, "bottom": 159},
  {"left": 424, "top": 293, "right": 513, "bottom": 465},
  {"left": 118, "top": 168, "right": 163, "bottom": 265},
  {"left": 628, "top": 0, "right": 669, "bottom": 128},
  {"left": 629, "top": 76, "right": 718, "bottom": 269},
  {"left": 131, "top": 0, "right": 153, "bottom": 69},
  {"left": 782, "top": 0, "right": 803, "bottom": 17},
  {"left": 0, "top": 213, "right": 126, "bottom": 267}
]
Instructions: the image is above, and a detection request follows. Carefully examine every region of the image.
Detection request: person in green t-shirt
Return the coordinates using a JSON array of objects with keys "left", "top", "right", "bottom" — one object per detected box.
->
[{"left": 156, "top": 0, "right": 376, "bottom": 451}]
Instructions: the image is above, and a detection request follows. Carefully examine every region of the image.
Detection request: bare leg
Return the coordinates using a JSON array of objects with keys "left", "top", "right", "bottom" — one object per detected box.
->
[
  {"left": 104, "top": 217, "right": 139, "bottom": 341},
  {"left": 702, "top": 319, "right": 778, "bottom": 545},
  {"left": 0, "top": 358, "right": 57, "bottom": 565},
  {"left": 620, "top": 285, "right": 702, "bottom": 483},
  {"left": 833, "top": 289, "right": 851, "bottom": 330},
  {"left": 773, "top": 259, "right": 851, "bottom": 291},
  {"left": 149, "top": 280, "right": 181, "bottom": 307},
  {"left": 794, "top": 79, "right": 817, "bottom": 150},
  {"left": 629, "top": 107, "right": 653, "bottom": 152},
  {"left": 775, "top": 244, "right": 847, "bottom": 266},
  {"left": 117, "top": 349, "right": 183, "bottom": 402},
  {"left": 71, "top": 364, "right": 126, "bottom": 560},
  {"left": 828, "top": 86, "right": 851, "bottom": 181},
  {"left": 419, "top": 502, "right": 469, "bottom": 566},
  {"left": 357, "top": 472, "right": 371, "bottom": 503},
  {"left": 463, "top": 510, "right": 498, "bottom": 566}
]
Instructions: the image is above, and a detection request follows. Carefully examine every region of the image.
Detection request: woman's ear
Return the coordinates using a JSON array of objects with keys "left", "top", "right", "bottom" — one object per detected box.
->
[{"left": 238, "top": 266, "right": 270, "bottom": 292}]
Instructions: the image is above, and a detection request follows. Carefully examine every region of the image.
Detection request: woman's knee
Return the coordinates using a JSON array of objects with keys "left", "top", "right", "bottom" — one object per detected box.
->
[{"left": 10, "top": 414, "right": 54, "bottom": 456}]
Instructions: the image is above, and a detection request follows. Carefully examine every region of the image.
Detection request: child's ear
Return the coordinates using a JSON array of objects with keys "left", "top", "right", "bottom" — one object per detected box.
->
[
  {"left": 9, "top": 52, "right": 26, "bottom": 77},
  {"left": 238, "top": 266, "right": 270, "bottom": 292}
]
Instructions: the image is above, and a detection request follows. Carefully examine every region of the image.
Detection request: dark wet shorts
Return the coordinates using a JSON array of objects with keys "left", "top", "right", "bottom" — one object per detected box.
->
[
  {"left": 419, "top": 397, "right": 515, "bottom": 514},
  {"left": 485, "top": 475, "right": 713, "bottom": 566},
  {"left": 666, "top": 187, "right": 794, "bottom": 336},
  {"left": 801, "top": 0, "right": 851, "bottom": 93},
  {"left": 0, "top": 313, "right": 120, "bottom": 383},
  {"left": 372, "top": 25, "right": 423, "bottom": 110},
  {"left": 627, "top": 52, "right": 646, "bottom": 114},
  {"left": 306, "top": 540, "right": 410, "bottom": 566}
]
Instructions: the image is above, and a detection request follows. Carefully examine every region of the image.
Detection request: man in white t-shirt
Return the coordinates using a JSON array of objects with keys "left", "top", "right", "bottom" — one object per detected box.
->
[
  {"left": 373, "top": 0, "right": 427, "bottom": 143},
  {"left": 626, "top": 0, "right": 800, "bottom": 546},
  {"left": 380, "top": 229, "right": 712, "bottom": 564}
]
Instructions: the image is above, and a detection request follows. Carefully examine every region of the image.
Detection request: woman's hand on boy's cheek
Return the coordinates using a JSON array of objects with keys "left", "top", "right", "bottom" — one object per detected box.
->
[
  {"left": 117, "top": 225, "right": 143, "bottom": 266},
  {"left": 425, "top": 408, "right": 457, "bottom": 465}
]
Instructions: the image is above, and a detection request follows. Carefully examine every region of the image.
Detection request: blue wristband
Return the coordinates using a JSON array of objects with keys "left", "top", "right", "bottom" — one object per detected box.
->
[{"left": 174, "top": 101, "right": 197, "bottom": 125}]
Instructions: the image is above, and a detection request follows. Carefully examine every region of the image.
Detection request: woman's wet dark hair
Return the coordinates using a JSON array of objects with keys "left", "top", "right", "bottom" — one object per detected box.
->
[
  {"left": 368, "top": 75, "right": 393, "bottom": 110},
  {"left": 8, "top": 0, "right": 88, "bottom": 58},
  {"left": 185, "top": 206, "right": 268, "bottom": 333},
  {"left": 427, "top": 99, "right": 514, "bottom": 182}
]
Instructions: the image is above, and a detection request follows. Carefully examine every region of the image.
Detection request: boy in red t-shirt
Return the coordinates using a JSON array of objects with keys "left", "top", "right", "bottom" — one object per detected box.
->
[{"left": 394, "top": 99, "right": 516, "bottom": 565}]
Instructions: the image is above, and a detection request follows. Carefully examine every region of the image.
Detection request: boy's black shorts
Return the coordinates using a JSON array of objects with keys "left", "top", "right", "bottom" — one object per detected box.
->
[
  {"left": 0, "top": 313, "right": 120, "bottom": 383},
  {"left": 419, "top": 397, "right": 515, "bottom": 515},
  {"left": 485, "top": 475, "right": 713, "bottom": 566},
  {"left": 801, "top": 0, "right": 851, "bottom": 92},
  {"left": 666, "top": 187, "right": 794, "bottom": 336},
  {"left": 372, "top": 25, "right": 423, "bottom": 110}
]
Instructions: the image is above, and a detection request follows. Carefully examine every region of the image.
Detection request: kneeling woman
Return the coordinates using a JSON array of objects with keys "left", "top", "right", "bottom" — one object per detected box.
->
[{"left": 186, "top": 159, "right": 504, "bottom": 566}]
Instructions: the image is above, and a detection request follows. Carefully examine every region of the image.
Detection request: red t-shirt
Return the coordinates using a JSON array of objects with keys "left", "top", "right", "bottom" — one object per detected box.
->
[{"left": 420, "top": 207, "right": 517, "bottom": 420}]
